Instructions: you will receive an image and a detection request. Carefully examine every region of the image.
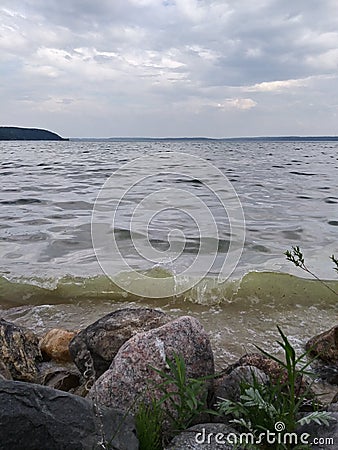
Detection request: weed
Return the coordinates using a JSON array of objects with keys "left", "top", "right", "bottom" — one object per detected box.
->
[
  {"left": 217, "top": 326, "right": 333, "bottom": 449},
  {"left": 135, "top": 399, "right": 163, "bottom": 450},
  {"left": 285, "top": 246, "right": 338, "bottom": 297},
  {"left": 152, "top": 352, "right": 215, "bottom": 432}
]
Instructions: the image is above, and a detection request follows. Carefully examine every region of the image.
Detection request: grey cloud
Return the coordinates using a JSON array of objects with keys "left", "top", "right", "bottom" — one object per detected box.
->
[{"left": 1, "top": 0, "right": 338, "bottom": 136}]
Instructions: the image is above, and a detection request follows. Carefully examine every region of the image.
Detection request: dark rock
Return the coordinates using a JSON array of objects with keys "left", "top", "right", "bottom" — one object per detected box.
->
[
  {"left": 0, "top": 379, "right": 138, "bottom": 450},
  {"left": 306, "top": 325, "right": 338, "bottom": 364},
  {"left": 40, "top": 328, "right": 76, "bottom": 363},
  {"left": 38, "top": 362, "right": 81, "bottom": 392},
  {"left": 69, "top": 307, "right": 171, "bottom": 378},
  {"left": 0, "top": 360, "right": 12, "bottom": 380},
  {"left": 0, "top": 126, "right": 68, "bottom": 141},
  {"left": 214, "top": 365, "right": 268, "bottom": 403},
  {"left": 88, "top": 316, "right": 214, "bottom": 418},
  {"left": 0, "top": 319, "right": 42, "bottom": 382},
  {"left": 165, "top": 423, "right": 244, "bottom": 450},
  {"left": 312, "top": 363, "right": 338, "bottom": 385},
  {"left": 296, "top": 410, "right": 338, "bottom": 450},
  {"left": 332, "top": 391, "right": 338, "bottom": 403}
]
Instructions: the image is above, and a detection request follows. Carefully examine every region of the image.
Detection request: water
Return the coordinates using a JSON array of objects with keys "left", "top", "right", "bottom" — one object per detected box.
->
[{"left": 0, "top": 140, "right": 337, "bottom": 367}]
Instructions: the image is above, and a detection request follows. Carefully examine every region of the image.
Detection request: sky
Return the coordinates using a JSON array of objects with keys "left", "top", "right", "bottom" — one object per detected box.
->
[{"left": 1, "top": 0, "right": 338, "bottom": 138}]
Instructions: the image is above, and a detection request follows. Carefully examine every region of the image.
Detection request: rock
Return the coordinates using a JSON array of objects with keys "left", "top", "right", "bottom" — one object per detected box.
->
[
  {"left": 235, "top": 353, "right": 287, "bottom": 384},
  {"left": 214, "top": 365, "right": 269, "bottom": 403},
  {"left": 88, "top": 316, "right": 214, "bottom": 418},
  {"left": 40, "top": 328, "right": 76, "bottom": 363},
  {"left": 69, "top": 307, "right": 171, "bottom": 378},
  {"left": 312, "top": 363, "right": 338, "bottom": 385},
  {"left": 0, "top": 319, "right": 42, "bottom": 382},
  {"left": 306, "top": 326, "right": 338, "bottom": 364},
  {"left": 38, "top": 362, "right": 81, "bottom": 392},
  {"left": 0, "top": 360, "right": 12, "bottom": 380},
  {"left": 165, "top": 423, "right": 244, "bottom": 450},
  {"left": 296, "top": 410, "right": 338, "bottom": 450},
  {"left": 332, "top": 391, "right": 338, "bottom": 403},
  {"left": 0, "top": 379, "right": 138, "bottom": 450}
]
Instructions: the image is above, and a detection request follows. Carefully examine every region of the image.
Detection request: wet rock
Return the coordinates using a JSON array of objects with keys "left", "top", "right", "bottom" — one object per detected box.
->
[
  {"left": 69, "top": 307, "right": 170, "bottom": 378},
  {"left": 214, "top": 365, "right": 269, "bottom": 403},
  {"left": 88, "top": 316, "right": 214, "bottom": 418},
  {"left": 40, "top": 328, "right": 76, "bottom": 363},
  {"left": 0, "top": 319, "right": 41, "bottom": 382},
  {"left": 306, "top": 325, "right": 338, "bottom": 364},
  {"left": 0, "top": 378, "right": 138, "bottom": 450},
  {"left": 165, "top": 423, "right": 244, "bottom": 450}
]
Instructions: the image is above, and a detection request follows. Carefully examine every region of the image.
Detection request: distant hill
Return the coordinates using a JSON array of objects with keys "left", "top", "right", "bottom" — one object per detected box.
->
[
  {"left": 71, "top": 135, "right": 338, "bottom": 142},
  {"left": 0, "top": 127, "right": 68, "bottom": 141}
]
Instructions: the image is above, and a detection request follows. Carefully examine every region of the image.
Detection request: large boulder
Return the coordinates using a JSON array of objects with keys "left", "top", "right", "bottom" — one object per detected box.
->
[
  {"left": 0, "top": 379, "right": 138, "bottom": 450},
  {"left": 306, "top": 325, "right": 338, "bottom": 364},
  {"left": 88, "top": 316, "right": 214, "bottom": 417},
  {"left": 69, "top": 307, "right": 170, "bottom": 379},
  {"left": 0, "top": 319, "right": 41, "bottom": 382}
]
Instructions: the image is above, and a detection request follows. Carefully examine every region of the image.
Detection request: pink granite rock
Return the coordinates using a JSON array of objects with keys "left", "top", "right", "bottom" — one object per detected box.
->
[
  {"left": 88, "top": 316, "right": 214, "bottom": 416},
  {"left": 306, "top": 325, "right": 338, "bottom": 364}
]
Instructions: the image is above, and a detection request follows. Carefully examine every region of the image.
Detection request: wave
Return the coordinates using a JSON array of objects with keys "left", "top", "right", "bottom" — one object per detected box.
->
[{"left": 0, "top": 270, "right": 337, "bottom": 308}]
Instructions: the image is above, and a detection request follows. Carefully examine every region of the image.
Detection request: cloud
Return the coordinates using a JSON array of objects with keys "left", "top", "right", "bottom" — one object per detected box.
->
[
  {"left": 216, "top": 98, "right": 257, "bottom": 110},
  {"left": 0, "top": 0, "right": 338, "bottom": 136},
  {"left": 245, "top": 78, "right": 310, "bottom": 93}
]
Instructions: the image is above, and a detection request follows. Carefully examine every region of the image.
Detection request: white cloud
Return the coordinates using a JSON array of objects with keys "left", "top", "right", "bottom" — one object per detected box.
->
[
  {"left": 216, "top": 98, "right": 257, "bottom": 110},
  {"left": 245, "top": 78, "right": 310, "bottom": 93}
]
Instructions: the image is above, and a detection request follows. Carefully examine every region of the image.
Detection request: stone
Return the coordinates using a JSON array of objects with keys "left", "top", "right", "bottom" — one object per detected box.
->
[
  {"left": 214, "top": 365, "right": 269, "bottom": 403},
  {"left": 332, "top": 391, "right": 338, "bottom": 403},
  {"left": 0, "top": 319, "right": 41, "bottom": 382},
  {"left": 236, "top": 353, "right": 287, "bottom": 384},
  {"left": 0, "top": 360, "right": 12, "bottom": 380},
  {"left": 312, "top": 363, "right": 338, "bottom": 385},
  {"left": 88, "top": 316, "right": 214, "bottom": 419},
  {"left": 306, "top": 325, "right": 338, "bottom": 364},
  {"left": 296, "top": 410, "right": 338, "bottom": 450},
  {"left": 0, "top": 379, "right": 138, "bottom": 450},
  {"left": 223, "top": 353, "right": 312, "bottom": 399},
  {"left": 165, "top": 423, "right": 244, "bottom": 450},
  {"left": 69, "top": 307, "right": 171, "bottom": 378},
  {"left": 40, "top": 328, "right": 76, "bottom": 363},
  {"left": 38, "top": 362, "right": 81, "bottom": 392}
]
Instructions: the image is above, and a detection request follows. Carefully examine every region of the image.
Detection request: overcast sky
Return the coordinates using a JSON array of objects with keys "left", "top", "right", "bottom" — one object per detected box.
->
[{"left": 1, "top": 0, "right": 338, "bottom": 138}]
